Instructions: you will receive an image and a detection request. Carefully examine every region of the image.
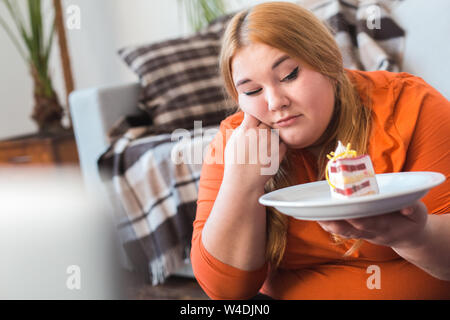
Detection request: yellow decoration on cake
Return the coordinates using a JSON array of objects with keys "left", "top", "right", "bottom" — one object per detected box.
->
[
  {"left": 324, "top": 141, "right": 380, "bottom": 257},
  {"left": 325, "top": 142, "right": 357, "bottom": 189}
]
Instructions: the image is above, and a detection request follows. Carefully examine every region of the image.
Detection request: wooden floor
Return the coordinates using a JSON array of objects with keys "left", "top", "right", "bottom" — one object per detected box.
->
[{"left": 123, "top": 270, "right": 209, "bottom": 300}]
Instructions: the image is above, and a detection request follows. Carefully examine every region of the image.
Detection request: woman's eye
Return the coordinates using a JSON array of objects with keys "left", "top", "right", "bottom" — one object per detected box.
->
[
  {"left": 242, "top": 67, "right": 299, "bottom": 96},
  {"left": 281, "top": 66, "right": 299, "bottom": 82},
  {"left": 244, "top": 88, "right": 262, "bottom": 96}
]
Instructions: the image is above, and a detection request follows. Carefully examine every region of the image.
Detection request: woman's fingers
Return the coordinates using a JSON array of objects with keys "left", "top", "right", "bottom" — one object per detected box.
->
[
  {"left": 223, "top": 111, "right": 290, "bottom": 187},
  {"left": 345, "top": 202, "right": 426, "bottom": 233},
  {"left": 237, "top": 112, "right": 287, "bottom": 168},
  {"left": 399, "top": 201, "right": 427, "bottom": 222},
  {"left": 241, "top": 112, "right": 261, "bottom": 129},
  {"left": 318, "top": 220, "right": 368, "bottom": 239},
  {"left": 242, "top": 112, "right": 276, "bottom": 129},
  {"left": 257, "top": 119, "right": 271, "bottom": 129},
  {"left": 319, "top": 201, "right": 429, "bottom": 248}
]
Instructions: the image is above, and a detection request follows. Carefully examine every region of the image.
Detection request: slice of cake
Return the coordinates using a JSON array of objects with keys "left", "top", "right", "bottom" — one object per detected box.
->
[{"left": 326, "top": 141, "right": 379, "bottom": 199}]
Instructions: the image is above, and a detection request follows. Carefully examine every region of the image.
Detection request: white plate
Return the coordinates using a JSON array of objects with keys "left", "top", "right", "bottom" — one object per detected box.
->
[{"left": 258, "top": 172, "right": 445, "bottom": 221}]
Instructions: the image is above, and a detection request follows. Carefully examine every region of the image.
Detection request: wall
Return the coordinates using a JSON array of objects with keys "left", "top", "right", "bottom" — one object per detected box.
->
[
  {"left": 390, "top": 0, "right": 450, "bottom": 99},
  {"left": 60, "top": 0, "right": 295, "bottom": 90},
  {"left": 0, "top": 0, "right": 448, "bottom": 139},
  {"left": 0, "top": 0, "right": 185, "bottom": 138},
  {"left": 0, "top": 0, "right": 268, "bottom": 139}
]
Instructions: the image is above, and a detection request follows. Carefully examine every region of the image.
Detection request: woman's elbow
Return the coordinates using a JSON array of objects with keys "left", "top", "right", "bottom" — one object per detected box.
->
[
  {"left": 190, "top": 239, "right": 266, "bottom": 299},
  {"left": 192, "top": 265, "right": 264, "bottom": 300}
]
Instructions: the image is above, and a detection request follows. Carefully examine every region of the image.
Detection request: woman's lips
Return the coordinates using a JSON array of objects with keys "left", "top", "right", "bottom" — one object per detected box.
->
[{"left": 276, "top": 115, "right": 302, "bottom": 127}]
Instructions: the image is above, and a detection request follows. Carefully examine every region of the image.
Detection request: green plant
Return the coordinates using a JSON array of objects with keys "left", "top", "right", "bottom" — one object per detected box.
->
[
  {"left": 180, "top": 0, "right": 226, "bottom": 31},
  {"left": 0, "top": 0, "right": 64, "bottom": 133}
]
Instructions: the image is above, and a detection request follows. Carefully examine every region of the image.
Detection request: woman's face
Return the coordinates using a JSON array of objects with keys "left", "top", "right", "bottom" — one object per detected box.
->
[{"left": 231, "top": 42, "right": 336, "bottom": 150}]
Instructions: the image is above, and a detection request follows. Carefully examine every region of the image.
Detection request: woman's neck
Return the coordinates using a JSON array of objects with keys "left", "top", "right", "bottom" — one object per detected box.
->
[{"left": 305, "top": 144, "right": 322, "bottom": 159}]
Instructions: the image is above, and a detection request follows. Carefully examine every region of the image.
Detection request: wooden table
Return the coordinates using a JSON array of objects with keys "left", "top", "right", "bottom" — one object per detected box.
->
[{"left": 0, "top": 131, "right": 79, "bottom": 167}]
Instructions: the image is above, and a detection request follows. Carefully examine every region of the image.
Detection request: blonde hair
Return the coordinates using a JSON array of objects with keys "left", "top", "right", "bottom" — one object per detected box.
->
[{"left": 219, "top": 2, "right": 373, "bottom": 267}]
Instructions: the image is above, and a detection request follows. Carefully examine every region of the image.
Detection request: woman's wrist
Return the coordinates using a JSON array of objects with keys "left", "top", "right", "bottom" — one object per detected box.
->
[
  {"left": 391, "top": 214, "right": 450, "bottom": 281},
  {"left": 385, "top": 202, "right": 430, "bottom": 251},
  {"left": 222, "top": 170, "right": 267, "bottom": 195},
  {"left": 390, "top": 217, "right": 430, "bottom": 252}
]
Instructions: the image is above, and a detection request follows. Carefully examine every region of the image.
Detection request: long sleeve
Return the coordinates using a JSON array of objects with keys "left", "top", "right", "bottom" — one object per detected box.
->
[
  {"left": 399, "top": 79, "right": 450, "bottom": 215},
  {"left": 353, "top": 69, "right": 450, "bottom": 215},
  {"left": 190, "top": 115, "right": 268, "bottom": 300}
]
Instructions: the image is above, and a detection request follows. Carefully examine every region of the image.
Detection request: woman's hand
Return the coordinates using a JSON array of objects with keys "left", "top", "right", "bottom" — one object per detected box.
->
[
  {"left": 317, "top": 201, "right": 429, "bottom": 250},
  {"left": 224, "top": 112, "right": 287, "bottom": 190}
]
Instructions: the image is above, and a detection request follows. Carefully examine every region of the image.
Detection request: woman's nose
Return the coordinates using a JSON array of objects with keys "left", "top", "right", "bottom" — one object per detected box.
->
[{"left": 266, "top": 88, "right": 289, "bottom": 111}]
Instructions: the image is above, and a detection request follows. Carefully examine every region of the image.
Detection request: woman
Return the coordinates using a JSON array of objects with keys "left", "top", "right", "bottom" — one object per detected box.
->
[{"left": 190, "top": 2, "right": 450, "bottom": 299}]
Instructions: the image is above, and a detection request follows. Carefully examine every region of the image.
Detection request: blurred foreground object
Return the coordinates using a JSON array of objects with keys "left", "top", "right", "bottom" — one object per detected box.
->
[{"left": 0, "top": 166, "right": 124, "bottom": 299}]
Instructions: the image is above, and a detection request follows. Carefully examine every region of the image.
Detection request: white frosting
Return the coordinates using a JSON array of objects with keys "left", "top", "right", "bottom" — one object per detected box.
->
[
  {"left": 327, "top": 140, "right": 379, "bottom": 198},
  {"left": 334, "top": 140, "right": 346, "bottom": 156}
]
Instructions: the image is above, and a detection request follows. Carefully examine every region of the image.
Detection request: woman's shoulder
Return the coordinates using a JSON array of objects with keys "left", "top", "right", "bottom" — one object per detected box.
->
[
  {"left": 209, "top": 110, "right": 244, "bottom": 147},
  {"left": 352, "top": 68, "right": 450, "bottom": 174},
  {"left": 204, "top": 110, "right": 244, "bottom": 161},
  {"left": 344, "top": 69, "right": 444, "bottom": 102},
  {"left": 219, "top": 110, "right": 244, "bottom": 131},
  {"left": 345, "top": 69, "right": 448, "bottom": 129},
  {"left": 345, "top": 68, "right": 428, "bottom": 85}
]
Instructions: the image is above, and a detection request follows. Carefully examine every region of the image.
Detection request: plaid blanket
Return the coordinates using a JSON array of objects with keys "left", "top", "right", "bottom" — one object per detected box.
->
[
  {"left": 98, "top": 0, "right": 405, "bottom": 285},
  {"left": 302, "top": 0, "right": 405, "bottom": 71},
  {"left": 98, "top": 125, "right": 219, "bottom": 285}
]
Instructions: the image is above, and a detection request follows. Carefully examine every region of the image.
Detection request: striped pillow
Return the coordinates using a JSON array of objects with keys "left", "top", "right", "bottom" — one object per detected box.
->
[{"left": 118, "top": 14, "right": 236, "bottom": 132}]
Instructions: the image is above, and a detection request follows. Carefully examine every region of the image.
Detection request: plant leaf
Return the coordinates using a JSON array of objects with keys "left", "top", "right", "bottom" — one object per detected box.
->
[
  {"left": 0, "top": 13, "right": 28, "bottom": 61},
  {"left": 1, "top": 0, "right": 35, "bottom": 58},
  {"left": 10, "top": 0, "right": 28, "bottom": 33},
  {"left": 183, "top": 0, "right": 226, "bottom": 31},
  {"left": 43, "top": 16, "right": 55, "bottom": 69},
  {"left": 1, "top": 0, "right": 27, "bottom": 39}
]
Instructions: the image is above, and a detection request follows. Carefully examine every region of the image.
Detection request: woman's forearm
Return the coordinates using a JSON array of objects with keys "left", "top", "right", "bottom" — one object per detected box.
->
[
  {"left": 201, "top": 175, "right": 267, "bottom": 271},
  {"left": 392, "top": 213, "right": 450, "bottom": 281}
]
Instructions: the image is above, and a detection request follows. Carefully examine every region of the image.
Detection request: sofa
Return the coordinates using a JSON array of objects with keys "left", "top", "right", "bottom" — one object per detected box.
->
[{"left": 69, "top": 0, "right": 450, "bottom": 285}]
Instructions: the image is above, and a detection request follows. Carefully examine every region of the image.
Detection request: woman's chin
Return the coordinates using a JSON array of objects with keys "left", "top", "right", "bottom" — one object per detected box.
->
[{"left": 283, "top": 141, "right": 308, "bottom": 150}]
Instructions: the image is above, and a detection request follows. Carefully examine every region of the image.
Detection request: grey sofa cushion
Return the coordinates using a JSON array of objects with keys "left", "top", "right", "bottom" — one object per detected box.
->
[{"left": 118, "top": 14, "right": 237, "bottom": 133}]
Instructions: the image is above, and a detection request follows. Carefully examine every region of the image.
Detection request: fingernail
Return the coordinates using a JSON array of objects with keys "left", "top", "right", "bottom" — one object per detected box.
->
[{"left": 402, "top": 207, "right": 413, "bottom": 215}]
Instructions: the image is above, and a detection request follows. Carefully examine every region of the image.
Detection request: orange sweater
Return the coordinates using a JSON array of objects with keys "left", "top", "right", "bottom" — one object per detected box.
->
[{"left": 191, "top": 69, "right": 450, "bottom": 299}]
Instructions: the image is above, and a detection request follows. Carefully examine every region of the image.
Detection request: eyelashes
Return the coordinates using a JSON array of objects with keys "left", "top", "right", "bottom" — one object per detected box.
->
[
  {"left": 244, "top": 66, "right": 299, "bottom": 96},
  {"left": 281, "top": 66, "right": 299, "bottom": 82},
  {"left": 244, "top": 89, "right": 262, "bottom": 96}
]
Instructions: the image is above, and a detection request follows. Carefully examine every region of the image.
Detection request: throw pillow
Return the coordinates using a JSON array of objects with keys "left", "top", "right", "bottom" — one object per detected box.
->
[{"left": 118, "top": 14, "right": 236, "bottom": 133}]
